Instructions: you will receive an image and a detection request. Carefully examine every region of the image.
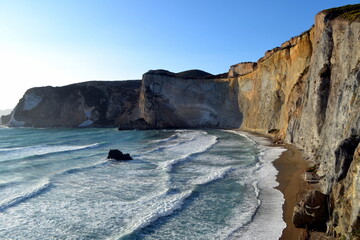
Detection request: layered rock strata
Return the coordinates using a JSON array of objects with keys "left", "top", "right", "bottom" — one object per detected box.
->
[{"left": 231, "top": 5, "right": 360, "bottom": 238}]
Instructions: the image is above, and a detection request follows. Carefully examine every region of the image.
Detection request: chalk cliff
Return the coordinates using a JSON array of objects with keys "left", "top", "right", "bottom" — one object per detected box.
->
[
  {"left": 137, "top": 69, "right": 241, "bottom": 129},
  {"left": 4, "top": 3, "right": 360, "bottom": 238}
]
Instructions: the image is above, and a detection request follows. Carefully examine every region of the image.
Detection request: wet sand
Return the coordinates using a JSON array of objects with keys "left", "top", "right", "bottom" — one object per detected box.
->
[{"left": 274, "top": 144, "right": 308, "bottom": 240}]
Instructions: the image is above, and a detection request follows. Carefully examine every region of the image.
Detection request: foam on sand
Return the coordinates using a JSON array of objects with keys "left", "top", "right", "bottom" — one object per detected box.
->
[{"left": 227, "top": 131, "right": 286, "bottom": 240}]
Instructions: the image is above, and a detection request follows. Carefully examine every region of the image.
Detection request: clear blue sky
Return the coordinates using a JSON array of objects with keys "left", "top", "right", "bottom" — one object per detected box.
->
[{"left": 0, "top": 0, "right": 359, "bottom": 109}]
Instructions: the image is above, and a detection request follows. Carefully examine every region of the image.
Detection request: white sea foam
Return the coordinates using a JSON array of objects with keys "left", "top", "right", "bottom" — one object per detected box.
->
[
  {"left": 0, "top": 143, "right": 100, "bottom": 161},
  {"left": 190, "top": 166, "right": 233, "bottom": 186},
  {"left": 0, "top": 179, "right": 51, "bottom": 211},
  {"left": 146, "top": 131, "right": 195, "bottom": 153},
  {"left": 117, "top": 189, "right": 193, "bottom": 239},
  {"left": 148, "top": 132, "right": 179, "bottom": 144},
  {"left": 157, "top": 132, "right": 218, "bottom": 172},
  {"left": 227, "top": 132, "right": 286, "bottom": 240},
  {"left": 0, "top": 128, "right": 280, "bottom": 240}
]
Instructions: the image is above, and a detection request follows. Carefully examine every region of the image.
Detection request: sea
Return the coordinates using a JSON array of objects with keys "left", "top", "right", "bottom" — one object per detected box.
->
[{"left": 0, "top": 127, "right": 286, "bottom": 240}]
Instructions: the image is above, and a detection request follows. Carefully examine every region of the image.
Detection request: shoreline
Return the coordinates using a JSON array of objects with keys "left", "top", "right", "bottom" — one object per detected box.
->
[
  {"left": 240, "top": 130, "right": 308, "bottom": 239},
  {"left": 273, "top": 144, "right": 308, "bottom": 239}
]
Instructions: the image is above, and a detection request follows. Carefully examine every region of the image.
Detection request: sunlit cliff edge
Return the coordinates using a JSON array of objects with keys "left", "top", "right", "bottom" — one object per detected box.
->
[{"left": 2, "top": 4, "right": 360, "bottom": 239}]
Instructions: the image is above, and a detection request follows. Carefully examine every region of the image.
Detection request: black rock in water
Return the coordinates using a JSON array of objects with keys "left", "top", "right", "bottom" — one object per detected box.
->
[{"left": 107, "top": 149, "right": 133, "bottom": 160}]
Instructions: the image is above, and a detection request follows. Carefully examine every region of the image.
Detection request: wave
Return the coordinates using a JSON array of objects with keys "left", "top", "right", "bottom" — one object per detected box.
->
[
  {"left": 145, "top": 131, "right": 195, "bottom": 154},
  {"left": 222, "top": 130, "right": 260, "bottom": 147},
  {"left": 157, "top": 134, "right": 218, "bottom": 172},
  {"left": 146, "top": 140, "right": 191, "bottom": 154},
  {"left": 117, "top": 166, "right": 231, "bottom": 240},
  {"left": 190, "top": 166, "right": 233, "bottom": 186},
  {"left": 118, "top": 189, "right": 193, "bottom": 240},
  {"left": 0, "top": 158, "right": 109, "bottom": 212},
  {"left": 117, "top": 165, "right": 236, "bottom": 239},
  {"left": 0, "top": 143, "right": 100, "bottom": 162},
  {"left": 58, "top": 159, "right": 109, "bottom": 176},
  {"left": 0, "top": 180, "right": 52, "bottom": 212},
  {"left": 148, "top": 132, "right": 180, "bottom": 145},
  {"left": 227, "top": 147, "right": 286, "bottom": 240}
]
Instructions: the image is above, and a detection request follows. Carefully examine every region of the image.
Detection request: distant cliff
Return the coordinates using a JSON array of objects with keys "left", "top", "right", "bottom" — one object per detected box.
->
[
  {"left": 4, "top": 4, "right": 360, "bottom": 238},
  {"left": 3, "top": 81, "right": 141, "bottom": 127}
]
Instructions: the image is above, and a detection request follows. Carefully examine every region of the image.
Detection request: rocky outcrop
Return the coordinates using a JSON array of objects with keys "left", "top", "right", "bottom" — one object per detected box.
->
[
  {"left": 293, "top": 190, "right": 329, "bottom": 231},
  {"left": 5, "top": 81, "right": 141, "bottom": 127},
  {"left": 329, "top": 144, "right": 360, "bottom": 238},
  {"left": 107, "top": 149, "right": 133, "bottom": 161},
  {"left": 229, "top": 62, "right": 257, "bottom": 77}
]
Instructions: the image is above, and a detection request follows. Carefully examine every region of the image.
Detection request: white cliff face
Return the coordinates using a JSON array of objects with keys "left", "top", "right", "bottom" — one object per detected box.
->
[
  {"left": 23, "top": 94, "right": 43, "bottom": 111},
  {"left": 139, "top": 72, "right": 242, "bottom": 129}
]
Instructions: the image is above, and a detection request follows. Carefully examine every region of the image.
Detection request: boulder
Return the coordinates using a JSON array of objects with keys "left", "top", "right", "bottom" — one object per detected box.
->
[
  {"left": 293, "top": 190, "right": 329, "bottom": 231},
  {"left": 107, "top": 149, "right": 133, "bottom": 161},
  {"left": 0, "top": 114, "right": 11, "bottom": 125},
  {"left": 118, "top": 118, "right": 152, "bottom": 130}
]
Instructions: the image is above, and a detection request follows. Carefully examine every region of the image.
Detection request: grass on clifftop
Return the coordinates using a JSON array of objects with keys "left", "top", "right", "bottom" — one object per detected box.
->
[{"left": 323, "top": 4, "right": 360, "bottom": 22}]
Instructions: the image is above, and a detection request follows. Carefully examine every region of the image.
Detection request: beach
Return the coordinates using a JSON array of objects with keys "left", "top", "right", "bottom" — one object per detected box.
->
[
  {"left": 242, "top": 130, "right": 309, "bottom": 239},
  {"left": 274, "top": 144, "right": 308, "bottom": 240}
]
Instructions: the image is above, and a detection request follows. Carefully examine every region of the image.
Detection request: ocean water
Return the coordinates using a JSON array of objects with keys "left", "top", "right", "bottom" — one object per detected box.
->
[{"left": 0, "top": 127, "right": 285, "bottom": 240}]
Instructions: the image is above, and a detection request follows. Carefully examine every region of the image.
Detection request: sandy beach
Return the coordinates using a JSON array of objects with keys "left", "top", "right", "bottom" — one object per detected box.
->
[{"left": 274, "top": 144, "right": 308, "bottom": 240}]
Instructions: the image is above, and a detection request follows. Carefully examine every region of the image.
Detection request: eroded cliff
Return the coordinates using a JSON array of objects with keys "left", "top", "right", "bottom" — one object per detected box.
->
[
  {"left": 137, "top": 69, "right": 241, "bottom": 129},
  {"left": 231, "top": 4, "right": 360, "bottom": 238},
  {"left": 4, "top": 80, "right": 141, "bottom": 127}
]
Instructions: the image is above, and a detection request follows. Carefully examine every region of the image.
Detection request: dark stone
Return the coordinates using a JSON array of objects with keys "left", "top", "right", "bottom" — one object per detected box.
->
[
  {"left": 9, "top": 80, "right": 142, "bottom": 128},
  {"left": 1, "top": 114, "right": 11, "bottom": 125},
  {"left": 335, "top": 135, "right": 360, "bottom": 181},
  {"left": 118, "top": 118, "right": 152, "bottom": 130},
  {"left": 107, "top": 149, "right": 133, "bottom": 161},
  {"left": 268, "top": 128, "right": 280, "bottom": 134},
  {"left": 293, "top": 190, "right": 329, "bottom": 231}
]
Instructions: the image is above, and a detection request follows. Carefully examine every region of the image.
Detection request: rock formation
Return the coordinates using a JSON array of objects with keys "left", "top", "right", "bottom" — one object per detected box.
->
[
  {"left": 3, "top": 80, "right": 141, "bottom": 127},
  {"left": 230, "top": 4, "right": 360, "bottom": 238},
  {"left": 137, "top": 69, "right": 241, "bottom": 129},
  {"left": 107, "top": 149, "right": 133, "bottom": 161},
  {"left": 6, "top": 3, "right": 360, "bottom": 238}
]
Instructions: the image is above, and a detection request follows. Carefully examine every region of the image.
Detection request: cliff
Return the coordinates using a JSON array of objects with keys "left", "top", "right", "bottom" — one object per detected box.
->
[
  {"left": 3, "top": 80, "right": 142, "bottom": 127},
  {"left": 137, "top": 69, "right": 241, "bottom": 129},
  {"left": 5, "top": 3, "right": 360, "bottom": 238},
  {"left": 232, "top": 4, "right": 360, "bottom": 238}
]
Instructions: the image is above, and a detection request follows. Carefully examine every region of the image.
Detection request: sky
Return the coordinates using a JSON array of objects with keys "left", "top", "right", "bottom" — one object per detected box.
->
[{"left": 0, "top": 0, "right": 359, "bottom": 110}]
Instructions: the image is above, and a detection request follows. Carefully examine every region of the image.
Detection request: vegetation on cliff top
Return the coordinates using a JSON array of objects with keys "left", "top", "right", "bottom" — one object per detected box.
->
[{"left": 323, "top": 4, "right": 360, "bottom": 22}]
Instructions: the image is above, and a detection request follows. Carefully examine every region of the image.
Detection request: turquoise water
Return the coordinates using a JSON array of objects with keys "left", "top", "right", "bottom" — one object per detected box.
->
[{"left": 0, "top": 127, "right": 285, "bottom": 240}]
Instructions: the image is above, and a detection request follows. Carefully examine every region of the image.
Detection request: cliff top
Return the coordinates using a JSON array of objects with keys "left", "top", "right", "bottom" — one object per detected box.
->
[
  {"left": 145, "top": 69, "right": 227, "bottom": 79},
  {"left": 321, "top": 4, "right": 360, "bottom": 22},
  {"left": 26, "top": 80, "right": 142, "bottom": 93}
]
